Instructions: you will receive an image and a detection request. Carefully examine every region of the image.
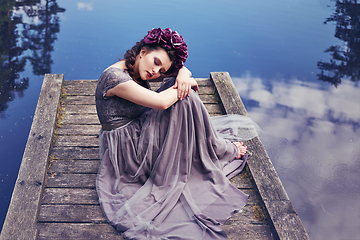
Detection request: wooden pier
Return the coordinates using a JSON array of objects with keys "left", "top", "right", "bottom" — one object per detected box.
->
[{"left": 0, "top": 72, "right": 309, "bottom": 240}]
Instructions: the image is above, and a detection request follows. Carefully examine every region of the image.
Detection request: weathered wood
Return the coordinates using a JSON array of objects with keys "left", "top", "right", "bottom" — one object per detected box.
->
[
  {"left": 0, "top": 74, "right": 64, "bottom": 240},
  {"left": 229, "top": 168, "right": 254, "bottom": 189},
  {"left": 226, "top": 205, "right": 267, "bottom": 224},
  {"left": 2, "top": 73, "right": 308, "bottom": 240},
  {"left": 56, "top": 125, "right": 100, "bottom": 135},
  {"left": 61, "top": 114, "right": 100, "bottom": 125},
  {"left": 55, "top": 135, "right": 99, "bottom": 147},
  {"left": 51, "top": 147, "right": 99, "bottom": 160},
  {"left": 210, "top": 72, "right": 248, "bottom": 116},
  {"left": 222, "top": 225, "right": 275, "bottom": 240},
  {"left": 62, "top": 95, "right": 96, "bottom": 105},
  {"left": 49, "top": 160, "right": 100, "bottom": 173},
  {"left": 61, "top": 105, "right": 97, "bottom": 114},
  {"left": 63, "top": 80, "right": 97, "bottom": 86},
  {"left": 42, "top": 188, "right": 98, "bottom": 205},
  {"left": 61, "top": 101, "right": 220, "bottom": 115},
  {"left": 41, "top": 188, "right": 258, "bottom": 205},
  {"left": 210, "top": 72, "right": 309, "bottom": 240},
  {"left": 38, "top": 205, "right": 105, "bottom": 223},
  {"left": 62, "top": 78, "right": 211, "bottom": 87},
  {"left": 37, "top": 223, "right": 123, "bottom": 240},
  {"left": 38, "top": 203, "right": 261, "bottom": 224},
  {"left": 46, "top": 172, "right": 253, "bottom": 189},
  {"left": 61, "top": 94, "right": 218, "bottom": 110},
  {"left": 246, "top": 137, "right": 289, "bottom": 202},
  {"left": 64, "top": 82, "right": 215, "bottom": 96},
  {"left": 46, "top": 174, "right": 97, "bottom": 188},
  {"left": 37, "top": 222, "right": 272, "bottom": 240}
]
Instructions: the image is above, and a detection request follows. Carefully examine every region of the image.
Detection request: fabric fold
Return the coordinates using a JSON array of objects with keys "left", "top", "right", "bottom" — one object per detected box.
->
[{"left": 96, "top": 76, "right": 259, "bottom": 239}]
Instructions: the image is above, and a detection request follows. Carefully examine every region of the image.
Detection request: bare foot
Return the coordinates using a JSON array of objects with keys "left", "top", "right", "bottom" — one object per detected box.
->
[{"left": 233, "top": 142, "right": 247, "bottom": 159}]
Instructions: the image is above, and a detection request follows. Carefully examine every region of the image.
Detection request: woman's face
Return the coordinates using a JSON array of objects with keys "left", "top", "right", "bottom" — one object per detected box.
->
[{"left": 135, "top": 47, "right": 172, "bottom": 80}]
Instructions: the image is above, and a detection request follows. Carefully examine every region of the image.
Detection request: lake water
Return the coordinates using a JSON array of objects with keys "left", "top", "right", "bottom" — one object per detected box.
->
[{"left": 0, "top": 0, "right": 359, "bottom": 239}]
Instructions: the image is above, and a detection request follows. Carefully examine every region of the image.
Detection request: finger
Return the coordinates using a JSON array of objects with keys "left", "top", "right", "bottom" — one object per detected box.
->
[
  {"left": 178, "top": 88, "right": 184, "bottom": 100},
  {"left": 180, "top": 84, "right": 186, "bottom": 99}
]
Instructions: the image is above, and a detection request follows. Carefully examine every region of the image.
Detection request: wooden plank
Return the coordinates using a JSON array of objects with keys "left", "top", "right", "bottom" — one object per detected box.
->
[
  {"left": 42, "top": 189, "right": 98, "bottom": 205},
  {"left": 0, "top": 74, "right": 64, "bottom": 240},
  {"left": 38, "top": 203, "right": 261, "bottom": 224},
  {"left": 227, "top": 204, "right": 267, "bottom": 224},
  {"left": 62, "top": 95, "right": 95, "bottom": 105},
  {"left": 222, "top": 225, "right": 275, "bottom": 240},
  {"left": 61, "top": 103, "right": 221, "bottom": 116},
  {"left": 55, "top": 135, "right": 99, "bottom": 147},
  {"left": 46, "top": 172, "right": 252, "bottom": 189},
  {"left": 56, "top": 125, "right": 100, "bottom": 135},
  {"left": 37, "top": 222, "right": 272, "bottom": 240},
  {"left": 61, "top": 114, "right": 100, "bottom": 125},
  {"left": 37, "top": 223, "right": 123, "bottom": 240},
  {"left": 49, "top": 160, "right": 100, "bottom": 173},
  {"left": 46, "top": 174, "right": 97, "bottom": 188},
  {"left": 40, "top": 188, "right": 259, "bottom": 205},
  {"left": 63, "top": 82, "right": 215, "bottom": 96},
  {"left": 210, "top": 72, "right": 309, "bottom": 240},
  {"left": 62, "top": 94, "right": 218, "bottom": 106},
  {"left": 51, "top": 147, "right": 99, "bottom": 160},
  {"left": 63, "top": 80, "right": 97, "bottom": 86},
  {"left": 265, "top": 200, "right": 309, "bottom": 240},
  {"left": 38, "top": 205, "right": 105, "bottom": 223},
  {"left": 229, "top": 168, "right": 254, "bottom": 189},
  {"left": 63, "top": 105, "right": 97, "bottom": 114}
]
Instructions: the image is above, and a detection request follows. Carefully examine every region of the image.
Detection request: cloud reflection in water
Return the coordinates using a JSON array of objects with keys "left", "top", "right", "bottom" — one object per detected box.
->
[{"left": 233, "top": 73, "right": 360, "bottom": 239}]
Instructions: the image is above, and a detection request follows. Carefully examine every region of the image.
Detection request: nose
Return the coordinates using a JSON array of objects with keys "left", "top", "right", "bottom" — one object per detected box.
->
[{"left": 152, "top": 66, "right": 161, "bottom": 75}]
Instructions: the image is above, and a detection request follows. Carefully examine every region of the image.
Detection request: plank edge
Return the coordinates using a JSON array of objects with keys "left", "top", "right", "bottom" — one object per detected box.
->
[
  {"left": 210, "top": 72, "right": 309, "bottom": 240},
  {"left": 0, "top": 74, "right": 64, "bottom": 240}
]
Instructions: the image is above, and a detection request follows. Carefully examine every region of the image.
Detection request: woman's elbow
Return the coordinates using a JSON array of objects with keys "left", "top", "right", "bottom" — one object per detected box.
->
[{"left": 157, "top": 103, "right": 171, "bottom": 110}]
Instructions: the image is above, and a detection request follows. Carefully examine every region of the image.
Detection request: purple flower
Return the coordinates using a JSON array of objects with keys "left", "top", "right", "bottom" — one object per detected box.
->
[
  {"left": 161, "top": 28, "right": 172, "bottom": 43},
  {"left": 176, "top": 42, "right": 188, "bottom": 61},
  {"left": 142, "top": 28, "right": 188, "bottom": 71},
  {"left": 171, "top": 31, "right": 184, "bottom": 46},
  {"left": 143, "top": 28, "right": 162, "bottom": 44}
]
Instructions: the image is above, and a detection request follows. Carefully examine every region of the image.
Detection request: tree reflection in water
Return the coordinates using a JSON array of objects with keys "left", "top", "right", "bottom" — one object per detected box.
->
[
  {"left": 317, "top": 0, "right": 360, "bottom": 87},
  {"left": 0, "top": 0, "right": 64, "bottom": 116}
]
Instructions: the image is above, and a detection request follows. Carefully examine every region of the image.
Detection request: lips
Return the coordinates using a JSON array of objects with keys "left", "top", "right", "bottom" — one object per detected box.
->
[{"left": 147, "top": 71, "right": 152, "bottom": 78}]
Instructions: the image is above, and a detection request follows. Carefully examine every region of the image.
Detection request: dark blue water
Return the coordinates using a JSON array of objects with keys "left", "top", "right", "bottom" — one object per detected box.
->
[{"left": 1, "top": 0, "right": 359, "bottom": 239}]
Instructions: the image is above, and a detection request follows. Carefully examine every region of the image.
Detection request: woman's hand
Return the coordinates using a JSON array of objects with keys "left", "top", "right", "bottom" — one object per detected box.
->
[
  {"left": 189, "top": 78, "right": 199, "bottom": 92},
  {"left": 173, "top": 67, "right": 198, "bottom": 100}
]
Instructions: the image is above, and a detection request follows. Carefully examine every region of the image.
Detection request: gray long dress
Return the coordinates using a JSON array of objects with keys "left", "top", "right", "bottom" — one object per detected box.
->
[{"left": 95, "top": 67, "right": 257, "bottom": 239}]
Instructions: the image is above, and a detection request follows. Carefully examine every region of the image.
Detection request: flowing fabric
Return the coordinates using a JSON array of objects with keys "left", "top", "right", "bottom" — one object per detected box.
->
[{"left": 96, "top": 76, "right": 259, "bottom": 239}]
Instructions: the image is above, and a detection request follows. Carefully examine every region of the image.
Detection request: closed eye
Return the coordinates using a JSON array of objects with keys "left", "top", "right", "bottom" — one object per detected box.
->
[
  {"left": 155, "top": 57, "right": 166, "bottom": 74},
  {"left": 154, "top": 58, "right": 161, "bottom": 66}
]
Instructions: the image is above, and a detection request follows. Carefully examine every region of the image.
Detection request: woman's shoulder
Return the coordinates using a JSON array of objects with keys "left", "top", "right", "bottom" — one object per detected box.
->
[
  {"left": 99, "top": 66, "right": 133, "bottom": 86},
  {"left": 96, "top": 66, "right": 134, "bottom": 98}
]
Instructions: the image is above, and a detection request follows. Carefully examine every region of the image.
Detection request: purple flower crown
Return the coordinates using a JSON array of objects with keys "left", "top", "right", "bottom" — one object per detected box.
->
[{"left": 143, "top": 28, "right": 188, "bottom": 71}]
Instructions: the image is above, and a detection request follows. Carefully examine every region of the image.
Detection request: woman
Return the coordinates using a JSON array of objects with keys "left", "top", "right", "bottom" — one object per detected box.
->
[{"left": 95, "top": 28, "right": 257, "bottom": 239}]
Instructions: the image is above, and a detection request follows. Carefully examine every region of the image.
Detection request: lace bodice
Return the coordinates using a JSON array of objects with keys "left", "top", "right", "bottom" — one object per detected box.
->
[{"left": 95, "top": 67, "right": 150, "bottom": 124}]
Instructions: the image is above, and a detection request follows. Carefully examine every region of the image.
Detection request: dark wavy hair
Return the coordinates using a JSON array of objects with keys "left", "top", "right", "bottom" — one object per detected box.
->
[{"left": 123, "top": 39, "right": 177, "bottom": 78}]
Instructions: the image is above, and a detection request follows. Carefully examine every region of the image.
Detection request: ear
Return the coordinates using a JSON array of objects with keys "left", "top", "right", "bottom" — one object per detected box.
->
[{"left": 139, "top": 47, "right": 148, "bottom": 58}]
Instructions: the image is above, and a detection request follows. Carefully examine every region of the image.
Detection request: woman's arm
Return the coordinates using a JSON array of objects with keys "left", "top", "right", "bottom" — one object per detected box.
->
[
  {"left": 106, "top": 80, "right": 179, "bottom": 110},
  {"left": 173, "top": 67, "right": 198, "bottom": 100},
  {"left": 106, "top": 77, "right": 199, "bottom": 110}
]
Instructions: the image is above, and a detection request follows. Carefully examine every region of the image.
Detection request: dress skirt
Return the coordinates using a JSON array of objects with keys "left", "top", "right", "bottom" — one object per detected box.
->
[{"left": 96, "top": 78, "right": 258, "bottom": 239}]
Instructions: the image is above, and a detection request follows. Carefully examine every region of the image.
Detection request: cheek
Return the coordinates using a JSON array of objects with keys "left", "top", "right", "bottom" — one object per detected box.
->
[{"left": 144, "top": 56, "right": 153, "bottom": 68}]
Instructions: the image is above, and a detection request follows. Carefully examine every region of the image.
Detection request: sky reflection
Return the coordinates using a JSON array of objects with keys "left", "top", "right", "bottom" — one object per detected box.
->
[{"left": 233, "top": 74, "right": 360, "bottom": 239}]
